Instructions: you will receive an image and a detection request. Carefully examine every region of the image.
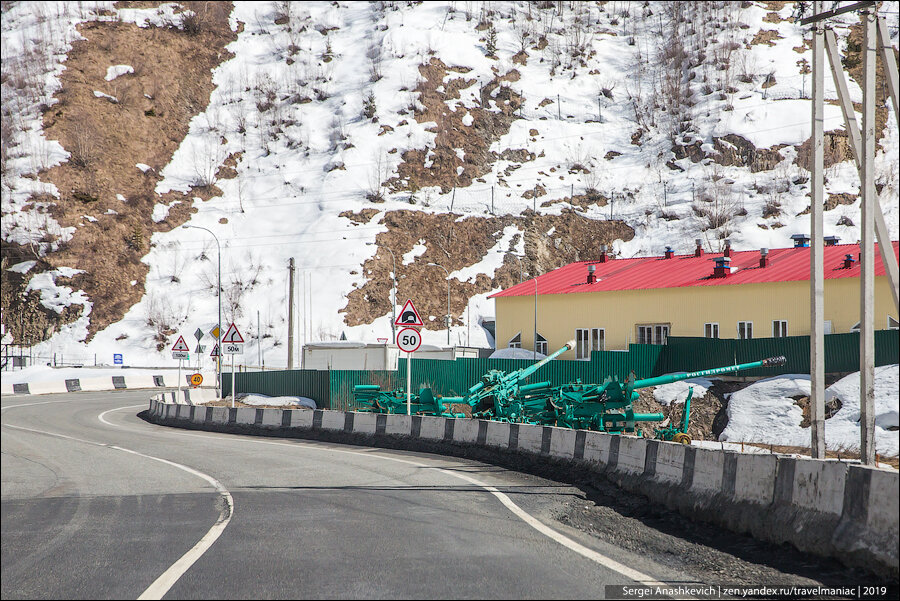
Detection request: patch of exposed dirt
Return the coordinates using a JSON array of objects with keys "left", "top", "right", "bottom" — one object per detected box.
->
[
  {"left": 341, "top": 209, "right": 633, "bottom": 330},
  {"left": 540, "top": 192, "right": 608, "bottom": 210},
  {"left": 386, "top": 57, "right": 524, "bottom": 194},
  {"left": 794, "top": 129, "right": 853, "bottom": 171},
  {"left": 14, "top": 1, "right": 237, "bottom": 343},
  {"left": 749, "top": 29, "right": 782, "bottom": 47},
  {"left": 712, "top": 134, "right": 785, "bottom": 172},
  {"left": 339, "top": 208, "right": 381, "bottom": 225},
  {"left": 632, "top": 386, "right": 725, "bottom": 442}
]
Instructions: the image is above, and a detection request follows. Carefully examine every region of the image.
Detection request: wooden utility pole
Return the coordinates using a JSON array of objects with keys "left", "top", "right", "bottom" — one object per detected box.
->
[{"left": 288, "top": 257, "right": 295, "bottom": 369}]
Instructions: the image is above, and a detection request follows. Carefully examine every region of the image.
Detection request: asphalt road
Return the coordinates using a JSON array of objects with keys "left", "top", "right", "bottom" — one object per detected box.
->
[{"left": 1, "top": 390, "right": 874, "bottom": 599}]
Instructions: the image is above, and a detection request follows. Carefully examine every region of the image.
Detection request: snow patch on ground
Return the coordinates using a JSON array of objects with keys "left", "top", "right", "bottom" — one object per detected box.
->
[{"left": 653, "top": 377, "right": 712, "bottom": 406}]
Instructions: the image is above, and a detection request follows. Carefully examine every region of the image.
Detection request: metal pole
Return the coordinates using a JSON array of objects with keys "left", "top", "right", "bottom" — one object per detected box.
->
[
  {"left": 810, "top": 1, "right": 826, "bottom": 459},
  {"left": 860, "top": 9, "right": 876, "bottom": 465},
  {"left": 533, "top": 275, "right": 537, "bottom": 361},
  {"left": 288, "top": 258, "right": 294, "bottom": 369},
  {"left": 182, "top": 225, "right": 221, "bottom": 399},
  {"left": 406, "top": 351, "right": 411, "bottom": 416},
  {"left": 257, "top": 310, "right": 261, "bottom": 369},
  {"left": 231, "top": 352, "right": 236, "bottom": 408}
]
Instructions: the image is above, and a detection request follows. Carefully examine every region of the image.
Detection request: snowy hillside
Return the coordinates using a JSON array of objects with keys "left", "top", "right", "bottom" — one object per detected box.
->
[{"left": 1, "top": 1, "right": 898, "bottom": 370}]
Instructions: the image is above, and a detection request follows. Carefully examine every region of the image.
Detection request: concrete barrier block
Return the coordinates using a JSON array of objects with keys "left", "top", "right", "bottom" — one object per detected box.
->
[
  {"left": 485, "top": 421, "right": 510, "bottom": 448},
  {"left": 867, "top": 468, "right": 900, "bottom": 533},
  {"left": 452, "top": 418, "right": 479, "bottom": 444},
  {"left": 516, "top": 424, "right": 544, "bottom": 454},
  {"left": 290, "top": 409, "right": 314, "bottom": 429},
  {"left": 384, "top": 414, "right": 411, "bottom": 435},
  {"left": 549, "top": 427, "right": 576, "bottom": 459},
  {"left": 319, "top": 410, "right": 345, "bottom": 431},
  {"left": 352, "top": 412, "right": 377, "bottom": 434},
  {"left": 417, "top": 416, "right": 446, "bottom": 440},
  {"left": 234, "top": 407, "right": 255, "bottom": 424},
  {"left": 192, "top": 406, "right": 207, "bottom": 424},
  {"left": 616, "top": 436, "right": 647, "bottom": 474},
  {"left": 733, "top": 454, "right": 777, "bottom": 504},
  {"left": 792, "top": 459, "right": 848, "bottom": 515},
  {"left": 692, "top": 448, "right": 725, "bottom": 493},
  {"left": 209, "top": 407, "right": 229, "bottom": 424},
  {"left": 655, "top": 441, "right": 686, "bottom": 484},
  {"left": 581, "top": 431, "right": 611, "bottom": 464},
  {"left": 261, "top": 408, "right": 282, "bottom": 427}
]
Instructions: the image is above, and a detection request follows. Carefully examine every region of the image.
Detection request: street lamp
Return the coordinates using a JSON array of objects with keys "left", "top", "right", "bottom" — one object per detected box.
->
[
  {"left": 366, "top": 242, "right": 398, "bottom": 343},
  {"left": 427, "top": 262, "right": 451, "bottom": 346},
  {"left": 183, "top": 225, "right": 221, "bottom": 398},
  {"left": 500, "top": 251, "right": 537, "bottom": 361}
]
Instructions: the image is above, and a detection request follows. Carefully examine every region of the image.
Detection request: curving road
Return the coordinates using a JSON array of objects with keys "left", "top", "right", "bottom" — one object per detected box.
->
[{"left": 2, "top": 390, "right": 861, "bottom": 599}]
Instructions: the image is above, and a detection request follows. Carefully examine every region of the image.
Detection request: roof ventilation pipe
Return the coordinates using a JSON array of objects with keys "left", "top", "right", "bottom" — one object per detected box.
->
[
  {"left": 759, "top": 248, "right": 769, "bottom": 268},
  {"left": 694, "top": 239, "right": 704, "bottom": 257},
  {"left": 844, "top": 254, "right": 855, "bottom": 269},
  {"left": 723, "top": 240, "right": 732, "bottom": 257},
  {"left": 713, "top": 256, "right": 731, "bottom": 278},
  {"left": 599, "top": 244, "right": 608, "bottom": 263},
  {"left": 586, "top": 264, "right": 596, "bottom": 284},
  {"left": 664, "top": 246, "right": 674, "bottom": 259}
]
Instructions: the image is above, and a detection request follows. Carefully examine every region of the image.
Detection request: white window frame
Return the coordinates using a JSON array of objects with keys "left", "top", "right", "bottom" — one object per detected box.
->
[
  {"left": 773, "top": 320, "right": 788, "bottom": 338},
  {"left": 704, "top": 322, "right": 719, "bottom": 338},
  {"left": 591, "top": 328, "right": 605, "bottom": 352},
  {"left": 508, "top": 332, "right": 521, "bottom": 349},
  {"left": 534, "top": 332, "right": 548, "bottom": 356},
  {"left": 637, "top": 324, "right": 670, "bottom": 345},
  {"left": 575, "top": 328, "right": 590, "bottom": 359},
  {"left": 824, "top": 320, "right": 833, "bottom": 335},
  {"left": 889, "top": 316, "right": 899, "bottom": 330},
  {"left": 738, "top": 321, "right": 753, "bottom": 340}
]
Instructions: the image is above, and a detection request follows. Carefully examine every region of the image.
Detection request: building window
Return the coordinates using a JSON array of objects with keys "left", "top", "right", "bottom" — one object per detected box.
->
[
  {"left": 508, "top": 332, "right": 521, "bottom": 349},
  {"left": 889, "top": 316, "right": 899, "bottom": 330},
  {"left": 704, "top": 323, "right": 719, "bottom": 338},
  {"left": 824, "top": 320, "right": 833, "bottom": 335},
  {"left": 637, "top": 324, "right": 669, "bottom": 345},
  {"left": 738, "top": 321, "right": 753, "bottom": 340},
  {"left": 575, "top": 328, "right": 590, "bottom": 359},
  {"left": 535, "top": 332, "right": 548, "bottom": 356},
  {"left": 591, "top": 328, "right": 605, "bottom": 352},
  {"left": 850, "top": 322, "right": 860, "bottom": 332},
  {"left": 773, "top": 320, "right": 788, "bottom": 338}
]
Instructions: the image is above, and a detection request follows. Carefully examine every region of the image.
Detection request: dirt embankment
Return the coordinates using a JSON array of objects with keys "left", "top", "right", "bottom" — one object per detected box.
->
[
  {"left": 340, "top": 209, "right": 634, "bottom": 331},
  {"left": 3, "top": 2, "right": 236, "bottom": 344}
]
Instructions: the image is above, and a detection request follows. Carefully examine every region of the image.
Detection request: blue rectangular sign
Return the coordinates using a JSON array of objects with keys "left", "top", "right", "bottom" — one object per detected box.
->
[{"left": 113, "top": 353, "right": 123, "bottom": 365}]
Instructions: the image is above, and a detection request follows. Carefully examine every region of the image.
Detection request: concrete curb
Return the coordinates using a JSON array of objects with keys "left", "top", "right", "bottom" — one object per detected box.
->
[
  {"left": 146, "top": 398, "right": 899, "bottom": 579},
  {"left": 2, "top": 372, "right": 215, "bottom": 397}
]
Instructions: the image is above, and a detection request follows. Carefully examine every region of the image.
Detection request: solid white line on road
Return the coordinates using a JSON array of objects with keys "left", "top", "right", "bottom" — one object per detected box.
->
[
  {"left": 1, "top": 418, "right": 233, "bottom": 601},
  {"left": 107, "top": 410, "right": 674, "bottom": 588}
]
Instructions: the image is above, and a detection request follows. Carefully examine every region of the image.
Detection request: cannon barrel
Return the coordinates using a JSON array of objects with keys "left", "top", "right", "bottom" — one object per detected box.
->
[
  {"left": 502, "top": 340, "right": 575, "bottom": 383},
  {"left": 631, "top": 356, "right": 786, "bottom": 389}
]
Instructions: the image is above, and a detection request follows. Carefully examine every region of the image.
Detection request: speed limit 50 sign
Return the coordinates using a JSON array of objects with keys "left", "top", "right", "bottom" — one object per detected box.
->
[{"left": 396, "top": 327, "right": 422, "bottom": 353}]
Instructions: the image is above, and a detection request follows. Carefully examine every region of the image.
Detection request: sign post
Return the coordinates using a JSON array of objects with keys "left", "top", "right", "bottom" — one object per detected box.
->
[
  {"left": 171, "top": 336, "right": 190, "bottom": 402},
  {"left": 395, "top": 300, "right": 424, "bottom": 416},
  {"left": 221, "top": 323, "right": 245, "bottom": 408}
]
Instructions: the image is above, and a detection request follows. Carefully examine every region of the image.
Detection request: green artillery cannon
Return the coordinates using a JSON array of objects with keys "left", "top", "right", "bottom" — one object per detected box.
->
[
  {"left": 547, "top": 356, "right": 788, "bottom": 439},
  {"left": 353, "top": 384, "right": 467, "bottom": 417},
  {"left": 438, "top": 341, "right": 575, "bottom": 422}
]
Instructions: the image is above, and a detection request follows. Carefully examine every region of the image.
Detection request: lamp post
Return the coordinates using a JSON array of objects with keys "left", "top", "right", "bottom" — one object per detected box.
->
[
  {"left": 367, "top": 242, "right": 398, "bottom": 343},
  {"left": 427, "top": 262, "right": 451, "bottom": 346},
  {"left": 182, "top": 225, "right": 221, "bottom": 398}
]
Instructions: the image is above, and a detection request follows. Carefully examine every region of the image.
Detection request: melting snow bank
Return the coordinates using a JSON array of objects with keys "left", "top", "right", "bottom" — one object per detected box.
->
[
  {"left": 721, "top": 365, "right": 900, "bottom": 457},
  {"left": 235, "top": 394, "right": 317, "bottom": 409}
]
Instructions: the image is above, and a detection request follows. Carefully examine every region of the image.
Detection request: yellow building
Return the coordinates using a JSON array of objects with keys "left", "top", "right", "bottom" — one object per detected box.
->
[{"left": 490, "top": 240, "right": 899, "bottom": 360}]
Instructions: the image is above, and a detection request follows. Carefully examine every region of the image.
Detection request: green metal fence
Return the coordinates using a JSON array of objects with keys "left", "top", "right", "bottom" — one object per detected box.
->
[
  {"left": 224, "top": 332, "right": 896, "bottom": 409},
  {"left": 658, "top": 330, "right": 898, "bottom": 377}
]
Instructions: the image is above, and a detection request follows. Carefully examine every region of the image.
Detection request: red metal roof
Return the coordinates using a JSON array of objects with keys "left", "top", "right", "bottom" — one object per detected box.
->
[{"left": 489, "top": 241, "right": 899, "bottom": 298}]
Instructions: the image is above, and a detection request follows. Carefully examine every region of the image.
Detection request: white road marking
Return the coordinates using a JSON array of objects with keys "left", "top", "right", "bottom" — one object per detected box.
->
[
  {"left": 1, "top": 418, "right": 233, "bottom": 601},
  {"left": 99, "top": 404, "right": 671, "bottom": 586}
]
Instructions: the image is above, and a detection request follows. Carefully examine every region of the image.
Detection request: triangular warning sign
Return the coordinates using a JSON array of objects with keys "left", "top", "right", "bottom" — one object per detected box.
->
[
  {"left": 221, "top": 322, "right": 244, "bottom": 343},
  {"left": 395, "top": 299, "right": 424, "bottom": 327},
  {"left": 210, "top": 343, "right": 219, "bottom": 357},
  {"left": 171, "top": 335, "right": 190, "bottom": 352}
]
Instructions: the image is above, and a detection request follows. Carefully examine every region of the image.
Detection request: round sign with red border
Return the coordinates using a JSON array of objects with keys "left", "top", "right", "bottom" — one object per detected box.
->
[
  {"left": 190, "top": 373, "right": 203, "bottom": 387},
  {"left": 396, "top": 327, "right": 422, "bottom": 353}
]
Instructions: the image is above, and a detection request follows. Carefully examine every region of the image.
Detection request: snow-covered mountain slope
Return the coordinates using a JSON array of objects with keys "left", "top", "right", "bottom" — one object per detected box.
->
[{"left": 1, "top": 1, "right": 898, "bottom": 368}]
